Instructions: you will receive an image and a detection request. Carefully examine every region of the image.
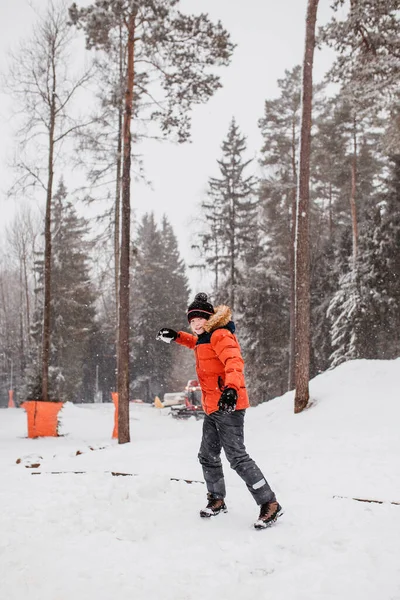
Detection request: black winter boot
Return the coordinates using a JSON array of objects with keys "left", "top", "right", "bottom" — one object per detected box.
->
[{"left": 200, "top": 494, "right": 228, "bottom": 518}]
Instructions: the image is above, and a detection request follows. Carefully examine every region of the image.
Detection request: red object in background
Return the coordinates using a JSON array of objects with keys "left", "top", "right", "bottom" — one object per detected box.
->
[
  {"left": 184, "top": 379, "right": 202, "bottom": 410},
  {"left": 8, "top": 390, "right": 15, "bottom": 408},
  {"left": 170, "top": 379, "right": 205, "bottom": 420},
  {"left": 21, "top": 401, "right": 63, "bottom": 438},
  {"left": 111, "top": 392, "right": 118, "bottom": 439}
]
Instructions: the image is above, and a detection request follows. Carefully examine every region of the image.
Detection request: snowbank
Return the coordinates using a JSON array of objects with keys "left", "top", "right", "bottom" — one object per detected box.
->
[{"left": 0, "top": 359, "right": 399, "bottom": 600}]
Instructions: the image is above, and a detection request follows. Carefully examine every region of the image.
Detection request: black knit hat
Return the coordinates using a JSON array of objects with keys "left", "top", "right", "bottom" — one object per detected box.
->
[{"left": 187, "top": 292, "right": 214, "bottom": 322}]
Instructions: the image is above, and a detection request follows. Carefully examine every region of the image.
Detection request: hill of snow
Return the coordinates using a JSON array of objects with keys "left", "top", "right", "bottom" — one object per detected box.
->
[{"left": 0, "top": 358, "right": 399, "bottom": 600}]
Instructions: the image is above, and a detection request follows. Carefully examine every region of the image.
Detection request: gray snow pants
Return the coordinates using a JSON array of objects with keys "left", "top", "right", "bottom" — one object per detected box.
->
[{"left": 198, "top": 409, "right": 276, "bottom": 505}]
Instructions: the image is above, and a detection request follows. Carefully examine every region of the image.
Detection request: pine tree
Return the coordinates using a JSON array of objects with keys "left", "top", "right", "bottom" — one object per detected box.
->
[
  {"left": 308, "top": 99, "right": 346, "bottom": 375},
  {"left": 310, "top": 96, "right": 375, "bottom": 373},
  {"left": 237, "top": 251, "right": 289, "bottom": 404},
  {"left": 258, "top": 66, "right": 301, "bottom": 388},
  {"left": 27, "top": 181, "right": 97, "bottom": 402},
  {"left": 361, "top": 155, "right": 400, "bottom": 358},
  {"left": 259, "top": 65, "right": 302, "bottom": 182},
  {"left": 322, "top": 102, "right": 386, "bottom": 368},
  {"left": 51, "top": 181, "right": 97, "bottom": 400},
  {"left": 160, "top": 216, "right": 191, "bottom": 324},
  {"left": 327, "top": 269, "right": 366, "bottom": 368},
  {"left": 131, "top": 213, "right": 190, "bottom": 402},
  {"left": 320, "top": 0, "right": 400, "bottom": 109},
  {"left": 312, "top": 98, "right": 353, "bottom": 238},
  {"left": 195, "top": 118, "right": 258, "bottom": 309}
]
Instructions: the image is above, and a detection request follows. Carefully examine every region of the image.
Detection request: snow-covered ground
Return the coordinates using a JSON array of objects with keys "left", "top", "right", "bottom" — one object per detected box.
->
[{"left": 1, "top": 359, "right": 399, "bottom": 600}]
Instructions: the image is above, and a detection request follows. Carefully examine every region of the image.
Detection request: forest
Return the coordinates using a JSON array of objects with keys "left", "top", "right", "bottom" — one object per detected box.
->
[{"left": 0, "top": 0, "right": 399, "bottom": 423}]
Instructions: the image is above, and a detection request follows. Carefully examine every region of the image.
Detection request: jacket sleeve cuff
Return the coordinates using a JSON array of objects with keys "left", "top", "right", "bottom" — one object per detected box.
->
[{"left": 175, "top": 331, "right": 197, "bottom": 350}]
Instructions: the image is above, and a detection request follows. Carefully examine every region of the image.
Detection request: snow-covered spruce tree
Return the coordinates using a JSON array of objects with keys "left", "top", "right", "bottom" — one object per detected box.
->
[
  {"left": 160, "top": 215, "right": 191, "bottom": 327},
  {"left": 326, "top": 211, "right": 380, "bottom": 369},
  {"left": 257, "top": 65, "right": 301, "bottom": 389},
  {"left": 69, "top": 0, "right": 234, "bottom": 443},
  {"left": 191, "top": 191, "right": 225, "bottom": 293},
  {"left": 327, "top": 272, "right": 363, "bottom": 368},
  {"left": 318, "top": 1, "right": 400, "bottom": 369},
  {"left": 26, "top": 181, "right": 97, "bottom": 402},
  {"left": 236, "top": 194, "right": 290, "bottom": 403},
  {"left": 376, "top": 155, "right": 400, "bottom": 355},
  {"left": 237, "top": 248, "right": 290, "bottom": 404},
  {"left": 130, "top": 213, "right": 190, "bottom": 402},
  {"left": 194, "top": 118, "right": 258, "bottom": 310},
  {"left": 50, "top": 181, "right": 97, "bottom": 401},
  {"left": 158, "top": 215, "right": 193, "bottom": 394},
  {"left": 324, "top": 107, "right": 386, "bottom": 368},
  {"left": 253, "top": 66, "right": 333, "bottom": 394},
  {"left": 309, "top": 97, "right": 351, "bottom": 375},
  {"left": 326, "top": 152, "right": 397, "bottom": 368},
  {"left": 310, "top": 94, "right": 384, "bottom": 373},
  {"left": 360, "top": 155, "right": 400, "bottom": 358},
  {"left": 312, "top": 98, "right": 354, "bottom": 239},
  {"left": 258, "top": 65, "right": 302, "bottom": 191}
]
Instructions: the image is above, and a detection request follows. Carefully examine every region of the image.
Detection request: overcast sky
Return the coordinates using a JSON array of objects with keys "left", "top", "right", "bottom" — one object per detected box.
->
[{"left": 0, "top": 0, "right": 342, "bottom": 291}]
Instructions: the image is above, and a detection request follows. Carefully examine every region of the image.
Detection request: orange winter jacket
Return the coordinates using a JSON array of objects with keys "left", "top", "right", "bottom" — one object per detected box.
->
[{"left": 175, "top": 305, "right": 250, "bottom": 415}]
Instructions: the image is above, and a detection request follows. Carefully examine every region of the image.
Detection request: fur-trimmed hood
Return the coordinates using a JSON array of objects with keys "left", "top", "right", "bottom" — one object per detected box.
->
[{"left": 203, "top": 304, "right": 232, "bottom": 333}]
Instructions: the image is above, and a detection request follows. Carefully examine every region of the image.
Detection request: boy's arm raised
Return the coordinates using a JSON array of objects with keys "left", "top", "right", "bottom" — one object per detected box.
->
[{"left": 175, "top": 330, "right": 197, "bottom": 350}]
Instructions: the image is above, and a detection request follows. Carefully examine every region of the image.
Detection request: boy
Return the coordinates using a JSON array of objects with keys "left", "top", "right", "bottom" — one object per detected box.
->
[{"left": 156, "top": 292, "right": 282, "bottom": 529}]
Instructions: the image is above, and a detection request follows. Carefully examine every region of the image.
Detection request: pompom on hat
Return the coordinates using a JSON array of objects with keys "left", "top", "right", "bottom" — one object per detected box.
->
[{"left": 187, "top": 292, "right": 215, "bottom": 322}]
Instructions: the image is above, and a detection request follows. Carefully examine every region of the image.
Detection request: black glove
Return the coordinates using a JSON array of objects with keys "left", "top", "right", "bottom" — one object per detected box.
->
[
  {"left": 156, "top": 328, "right": 178, "bottom": 344},
  {"left": 218, "top": 388, "right": 238, "bottom": 413}
]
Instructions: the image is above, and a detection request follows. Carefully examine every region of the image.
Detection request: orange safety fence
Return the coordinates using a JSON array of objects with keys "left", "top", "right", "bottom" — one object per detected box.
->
[
  {"left": 21, "top": 401, "right": 64, "bottom": 438},
  {"left": 111, "top": 392, "right": 118, "bottom": 439}
]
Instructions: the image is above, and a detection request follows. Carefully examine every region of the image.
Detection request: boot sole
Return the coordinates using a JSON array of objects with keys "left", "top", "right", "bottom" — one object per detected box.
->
[
  {"left": 199, "top": 507, "right": 228, "bottom": 518},
  {"left": 254, "top": 507, "right": 284, "bottom": 530}
]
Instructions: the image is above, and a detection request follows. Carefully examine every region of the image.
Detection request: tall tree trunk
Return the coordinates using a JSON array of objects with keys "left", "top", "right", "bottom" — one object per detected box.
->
[
  {"left": 294, "top": 0, "right": 319, "bottom": 414},
  {"left": 114, "top": 28, "right": 123, "bottom": 390},
  {"left": 114, "top": 116, "right": 122, "bottom": 387},
  {"left": 288, "top": 118, "right": 298, "bottom": 391},
  {"left": 41, "top": 89, "right": 56, "bottom": 401},
  {"left": 350, "top": 117, "right": 358, "bottom": 272},
  {"left": 328, "top": 181, "right": 333, "bottom": 242},
  {"left": 230, "top": 201, "right": 236, "bottom": 310},
  {"left": 23, "top": 251, "right": 31, "bottom": 345},
  {"left": 19, "top": 264, "right": 26, "bottom": 377},
  {"left": 213, "top": 231, "right": 219, "bottom": 291},
  {"left": 19, "top": 312, "right": 24, "bottom": 385},
  {"left": 117, "top": 10, "right": 136, "bottom": 444}
]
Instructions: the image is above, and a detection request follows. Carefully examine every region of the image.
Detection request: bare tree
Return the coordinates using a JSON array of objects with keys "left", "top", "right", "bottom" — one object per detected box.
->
[
  {"left": 6, "top": 205, "right": 41, "bottom": 348},
  {"left": 294, "top": 0, "right": 319, "bottom": 414},
  {"left": 6, "top": 1, "right": 94, "bottom": 400}
]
